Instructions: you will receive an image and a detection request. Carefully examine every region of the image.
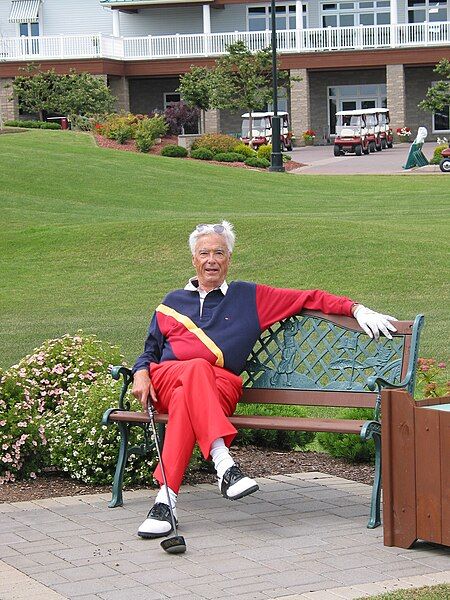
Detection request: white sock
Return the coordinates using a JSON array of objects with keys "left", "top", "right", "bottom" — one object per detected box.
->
[
  {"left": 155, "top": 485, "right": 177, "bottom": 509},
  {"left": 210, "top": 437, "right": 235, "bottom": 480}
]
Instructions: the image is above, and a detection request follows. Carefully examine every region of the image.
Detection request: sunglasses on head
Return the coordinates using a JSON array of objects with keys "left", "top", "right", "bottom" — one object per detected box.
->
[{"left": 196, "top": 224, "right": 225, "bottom": 233}]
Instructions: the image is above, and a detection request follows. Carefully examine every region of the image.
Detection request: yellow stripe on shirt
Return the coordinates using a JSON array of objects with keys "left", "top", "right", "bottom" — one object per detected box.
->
[{"left": 156, "top": 303, "right": 224, "bottom": 368}]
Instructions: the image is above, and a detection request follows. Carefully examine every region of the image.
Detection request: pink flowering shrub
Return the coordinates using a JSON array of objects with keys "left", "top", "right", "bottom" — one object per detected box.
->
[
  {"left": 0, "top": 332, "right": 122, "bottom": 484},
  {"left": 46, "top": 377, "right": 157, "bottom": 485},
  {"left": 416, "top": 358, "right": 449, "bottom": 398}
]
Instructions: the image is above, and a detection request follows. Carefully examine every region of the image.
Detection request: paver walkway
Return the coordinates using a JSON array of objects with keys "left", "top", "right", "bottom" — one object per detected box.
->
[
  {"left": 288, "top": 143, "right": 442, "bottom": 175},
  {"left": 1, "top": 472, "right": 449, "bottom": 600}
]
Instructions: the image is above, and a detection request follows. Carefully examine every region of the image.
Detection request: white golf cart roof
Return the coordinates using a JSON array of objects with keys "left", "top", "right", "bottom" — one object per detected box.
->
[
  {"left": 360, "top": 108, "right": 389, "bottom": 114},
  {"left": 335, "top": 109, "right": 367, "bottom": 116},
  {"left": 241, "top": 111, "right": 289, "bottom": 117}
]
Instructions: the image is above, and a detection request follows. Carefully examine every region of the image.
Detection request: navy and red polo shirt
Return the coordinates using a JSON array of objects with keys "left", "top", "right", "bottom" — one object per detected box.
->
[{"left": 133, "top": 280, "right": 354, "bottom": 376}]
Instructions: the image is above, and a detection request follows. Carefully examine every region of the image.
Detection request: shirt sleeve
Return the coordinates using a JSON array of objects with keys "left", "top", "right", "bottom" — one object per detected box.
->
[
  {"left": 256, "top": 284, "right": 355, "bottom": 331},
  {"left": 132, "top": 312, "right": 164, "bottom": 374}
]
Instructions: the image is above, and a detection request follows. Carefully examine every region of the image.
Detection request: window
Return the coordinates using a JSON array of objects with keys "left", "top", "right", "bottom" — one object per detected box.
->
[
  {"left": 408, "top": 0, "right": 448, "bottom": 23},
  {"left": 248, "top": 4, "right": 308, "bottom": 31},
  {"left": 19, "top": 21, "right": 39, "bottom": 36},
  {"left": 164, "top": 93, "right": 181, "bottom": 109},
  {"left": 321, "top": 0, "right": 390, "bottom": 27},
  {"left": 328, "top": 84, "right": 387, "bottom": 134},
  {"left": 433, "top": 106, "right": 450, "bottom": 131}
]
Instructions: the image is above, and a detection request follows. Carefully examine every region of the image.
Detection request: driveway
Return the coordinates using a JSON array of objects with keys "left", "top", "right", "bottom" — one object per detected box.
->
[{"left": 288, "top": 142, "right": 439, "bottom": 175}]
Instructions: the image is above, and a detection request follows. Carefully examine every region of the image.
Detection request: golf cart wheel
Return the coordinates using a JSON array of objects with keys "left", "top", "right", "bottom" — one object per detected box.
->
[
  {"left": 439, "top": 157, "right": 450, "bottom": 172},
  {"left": 375, "top": 137, "right": 382, "bottom": 151},
  {"left": 355, "top": 144, "right": 362, "bottom": 156},
  {"left": 286, "top": 142, "right": 293, "bottom": 151},
  {"left": 363, "top": 142, "right": 370, "bottom": 155},
  {"left": 387, "top": 140, "right": 393, "bottom": 148},
  {"left": 381, "top": 138, "right": 387, "bottom": 149},
  {"left": 334, "top": 144, "right": 341, "bottom": 157},
  {"left": 369, "top": 141, "right": 376, "bottom": 153}
]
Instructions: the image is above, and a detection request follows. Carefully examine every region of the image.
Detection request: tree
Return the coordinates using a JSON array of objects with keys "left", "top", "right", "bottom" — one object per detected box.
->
[
  {"left": 164, "top": 101, "right": 200, "bottom": 135},
  {"left": 178, "top": 66, "right": 212, "bottom": 133},
  {"left": 419, "top": 59, "right": 450, "bottom": 114},
  {"left": 12, "top": 64, "right": 115, "bottom": 121},
  {"left": 209, "top": 41, "right": 290, "bottom": 139},
  {"left": 178, "top": 42, "right": 293, "bottom": 139}
]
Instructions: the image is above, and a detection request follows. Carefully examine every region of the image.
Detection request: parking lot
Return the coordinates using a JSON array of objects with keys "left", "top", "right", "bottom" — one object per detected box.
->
[{"left": 289, "top": 142, "right": 440, "bottom": 175}]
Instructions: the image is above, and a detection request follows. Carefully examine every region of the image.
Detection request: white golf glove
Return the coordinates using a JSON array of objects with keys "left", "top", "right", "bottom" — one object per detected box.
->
[{"left": 353, "top": 305, "right": 398, "bottom": 340}]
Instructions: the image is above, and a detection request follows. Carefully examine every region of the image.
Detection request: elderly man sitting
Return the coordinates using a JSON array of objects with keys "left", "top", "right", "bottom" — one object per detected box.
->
[{"left": 132, "top": 221, "right": 397, "bottom": 539}]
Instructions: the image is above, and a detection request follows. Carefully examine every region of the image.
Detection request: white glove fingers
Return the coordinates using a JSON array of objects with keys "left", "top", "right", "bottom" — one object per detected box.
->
[{"left": 360, "top": 323, "right": 374, "bottom": 338}]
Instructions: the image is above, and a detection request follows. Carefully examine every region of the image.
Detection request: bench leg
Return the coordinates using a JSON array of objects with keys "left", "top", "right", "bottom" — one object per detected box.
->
[
  {"left": 108, "top": 421, "right": 129, "bottom": 508},
  {"left": 367, "top": 429, "right": 382, "bottom": 529}
]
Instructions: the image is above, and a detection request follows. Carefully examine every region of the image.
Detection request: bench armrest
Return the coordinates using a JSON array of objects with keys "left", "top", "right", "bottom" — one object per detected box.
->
[
  {"left": 109, "top": 365, "right": 133, "bottom": 410},
  {"left": 366, "top": 314, "right": 424, "bottom": 396}
]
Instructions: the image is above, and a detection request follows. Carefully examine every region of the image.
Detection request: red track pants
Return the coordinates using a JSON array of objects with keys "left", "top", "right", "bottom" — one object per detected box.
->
[{"left": 149, "top": 358, "right": 243, "bottom": 493}]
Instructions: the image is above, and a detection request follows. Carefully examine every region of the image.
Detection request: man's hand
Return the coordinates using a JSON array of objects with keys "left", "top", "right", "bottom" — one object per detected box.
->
[
  {"left": 132, "top": 369, "right": 158, "bottom": 410},
  {"left": 353, "top": 304, "right": 398, "bottom": 340}
]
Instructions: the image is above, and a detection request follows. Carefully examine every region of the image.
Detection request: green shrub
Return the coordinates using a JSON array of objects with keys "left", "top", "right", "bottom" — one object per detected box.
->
[
  {"left": 46, "top": 376, "right": 156, "bottom": 485},
  {"left": 161, "top": 144, "right": 188, "bottom": 157},
  {"left": 191, "top": 133, "right": 240, "bottom": 155},
  {"left": 0, "top": 332, "right": 122, "bottom": 483},
  {"left": 137, "top": 114, "right": 168, "bottom": 140},
  {"left": 190, "top": 147, "right": 214, "bottom": 160},
  {"left": 4, "top": 119, "right": 60, "bottom": 130},
  {"left": 214, "top": 152, "right": 245, "bottom": 162},
  {"left": 109, "top": 123, "right": 133, "bottom": 144},
  {"left": 245, "top": 157, "right": 270, "bottom": 168},
  {"left": 135, "top": 132, "right": 154, "bottom": 153},
  {"left": 233, "top": 143, "right": 257, "bottom": 159},
  {"left": 70, "top": 115, "right": 94, "bottom": 131},
  {"left": 235, "top": 403, "right": 314, "bottom": 450},
  {"left": 430, "top": 144, "right": 448, "bottom": 165},
  {"left": 316, "top": 408, "right": 375, "bottom": 462},
  {"left": 257, "top": 144, "right": 272, "bottom": 161}
]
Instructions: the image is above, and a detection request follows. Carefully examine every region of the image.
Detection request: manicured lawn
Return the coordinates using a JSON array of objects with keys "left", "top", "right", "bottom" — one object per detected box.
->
[{"left": 1, "top": 130, "right": 449, "bottom": 370}]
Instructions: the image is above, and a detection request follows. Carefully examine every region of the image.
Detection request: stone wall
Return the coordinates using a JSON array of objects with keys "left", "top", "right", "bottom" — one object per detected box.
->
[
  {"left": 405, "top": 66, "right": 441, "bottom": 140},
  {"left": 386, "top": 64, "right": 406, "bottom": 135},
  {"left": 0, "top": 78, "right": 19, "bottom": 122},
  {"left": 290, "top": 69, "right": 310, "bottom": 144},
  {"left": 128, "top": 77, "right": 180, "bottom": 114},
  {"left": 108, "top": 76, "right": 130, "bottom": 113}
]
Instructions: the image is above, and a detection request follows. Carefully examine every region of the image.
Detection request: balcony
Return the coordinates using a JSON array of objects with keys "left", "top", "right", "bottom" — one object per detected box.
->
[{"left": 0, "top": 22, "right": 449, "bottom": 62}]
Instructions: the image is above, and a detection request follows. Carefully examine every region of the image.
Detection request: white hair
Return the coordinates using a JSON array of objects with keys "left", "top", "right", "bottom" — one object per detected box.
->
[{"left": 189, "top": 220, "right": 236, "bottom": 255}]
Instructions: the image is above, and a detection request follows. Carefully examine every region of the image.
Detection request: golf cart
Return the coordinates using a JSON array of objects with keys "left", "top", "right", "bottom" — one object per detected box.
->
[
  {"left": 334, "top": 109, "right": 370, "bottom": 156},
  {"left": 439, "top": 145, "right": 450, "bottom": 172},
  {"left": 241, "top": 112, "right": 293, "bottom": 151},
  {"left": 362, "top": 108, "right": 382, "bottom": 152},
  {"left": 374, "top": 108, "right": 394, "bottom": 149}
]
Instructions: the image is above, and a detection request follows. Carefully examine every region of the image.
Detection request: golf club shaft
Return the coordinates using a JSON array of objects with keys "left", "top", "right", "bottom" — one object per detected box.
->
[{"left": 147, "top": 401, "right": 178, "bottom": 536}]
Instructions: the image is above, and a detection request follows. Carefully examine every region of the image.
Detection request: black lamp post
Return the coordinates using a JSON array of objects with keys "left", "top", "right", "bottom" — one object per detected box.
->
[{"left": 269, "top": 0, "right": 285, "bottom": 172}]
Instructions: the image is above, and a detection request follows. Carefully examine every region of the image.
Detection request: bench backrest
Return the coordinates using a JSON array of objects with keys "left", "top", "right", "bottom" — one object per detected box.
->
[{"left": 240, "top": 311, "right": 424, "bottom": 409}]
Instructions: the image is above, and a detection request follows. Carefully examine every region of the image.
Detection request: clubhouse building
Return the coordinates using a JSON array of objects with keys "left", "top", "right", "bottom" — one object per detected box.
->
[{"left": 0, "top": 0, "right": 449, "bottom": 140}]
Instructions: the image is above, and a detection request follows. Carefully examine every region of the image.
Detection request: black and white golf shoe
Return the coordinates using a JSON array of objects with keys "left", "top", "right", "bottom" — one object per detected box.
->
[
  {"left": 220, "top": 464, "right": 259, "bottom": 500},
  {"left": 137, "top": 502, "right": 178, "bottom": 539}
]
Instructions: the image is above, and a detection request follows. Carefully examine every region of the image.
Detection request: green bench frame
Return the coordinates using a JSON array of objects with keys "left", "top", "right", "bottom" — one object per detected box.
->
[{"left": 102, "top": 310, "right": 424, "bottom": 529}]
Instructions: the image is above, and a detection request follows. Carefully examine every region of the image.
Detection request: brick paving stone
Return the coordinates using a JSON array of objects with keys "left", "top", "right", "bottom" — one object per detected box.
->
[
  {"left": 32, "top": 570, "right": 71, "bottom": 586},
  {"left": 264, "top": 569, "right": 328, "bottom": 588},
  {"left": 2, "top": 554, "right": 41, "bottom": 569},
  {"left": 53, "top": 577, "right": 120, "bottom": 597},
  {"left": 330, "top": 567, "right": 390, "bottom": 586},
  {"left": 8, "top": 538, "right": 69, "bottom": 555},
  {"left": 56, "top": 564, "right": 119, "bottom": 582},
  {"left": 98, "top": 587, "right": 162, "bottom": 600}
]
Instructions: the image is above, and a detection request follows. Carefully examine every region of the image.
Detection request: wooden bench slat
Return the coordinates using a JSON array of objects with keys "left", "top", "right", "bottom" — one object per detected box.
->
[
  {"left": 241, "top": 388, "right": 376, "bottom": 408},
  {"left": 106, "top": 411, "right": 365, "bottom": 434}
]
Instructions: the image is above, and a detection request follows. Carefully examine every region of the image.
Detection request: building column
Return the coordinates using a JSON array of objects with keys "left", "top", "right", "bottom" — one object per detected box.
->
[
  {"left": 295, "top": 1, "right": 303, "bottom": 29},
  {"left": 204, "top": 108, "right": 220, "bottom": 133},
  {"left": 202, "top": 4, "right": 211, "bottom": 34},
  {"left": 386, "top": 64, "right": 406, "bottom": 134},
  {"left": 108, "top": 76, "right": 130, "bottom": 113},
  {"left": 0, "top": 78, "right": 19, "bottom": 122},
  {"left": 112, "top": 9, "right": 121, "bottom": 37},
  {"left": 390, "top": 0, "right": 398, "bottom": 25},
  {"left": 289, "top": 69, "right": 310, "bottom": 145}
]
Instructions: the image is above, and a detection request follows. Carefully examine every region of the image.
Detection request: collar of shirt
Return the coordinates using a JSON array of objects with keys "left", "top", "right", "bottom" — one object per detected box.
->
[{"left": 184, "top": 278, "right": 228, "bottom": 316}]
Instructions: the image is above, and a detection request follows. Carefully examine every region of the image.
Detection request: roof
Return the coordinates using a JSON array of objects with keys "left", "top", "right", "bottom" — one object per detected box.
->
[
  {"left": 241, "top": 112, "right": 289, "bottom": 118},
  {"left": 100, "top": 0, "right": 211, "bottom": 6},
  {"left": 9, "top": 0, "right": 41, "bottom": 23}
]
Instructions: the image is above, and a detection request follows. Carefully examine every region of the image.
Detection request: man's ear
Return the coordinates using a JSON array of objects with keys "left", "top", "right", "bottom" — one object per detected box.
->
[{"left": 192, "top": 254, "right": 196, "bottom": 268}]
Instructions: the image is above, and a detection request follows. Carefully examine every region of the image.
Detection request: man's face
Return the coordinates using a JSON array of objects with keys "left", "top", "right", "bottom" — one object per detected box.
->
[{"left": 192, "top": 233, "right": 231, "bottom": 292}]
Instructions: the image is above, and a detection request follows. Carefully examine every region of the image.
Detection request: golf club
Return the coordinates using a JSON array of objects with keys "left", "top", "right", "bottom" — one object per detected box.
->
[{"left": 147, "top": 401, "right": 187, "bottom": 554}]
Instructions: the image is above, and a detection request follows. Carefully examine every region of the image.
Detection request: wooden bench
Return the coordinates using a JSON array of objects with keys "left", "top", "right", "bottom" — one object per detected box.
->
[{"left": 102, "top": 310, "right": 424, "bottom": 529}]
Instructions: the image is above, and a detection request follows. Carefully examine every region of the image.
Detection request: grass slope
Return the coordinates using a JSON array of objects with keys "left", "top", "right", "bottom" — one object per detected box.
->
[{"left": 1, "top": 130, "right": 449, "bottom": 368}]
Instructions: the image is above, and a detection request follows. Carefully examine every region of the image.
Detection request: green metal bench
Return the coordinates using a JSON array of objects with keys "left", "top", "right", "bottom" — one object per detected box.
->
[{"left": 103, "top": 310, "right": 424, "bottom": 529}]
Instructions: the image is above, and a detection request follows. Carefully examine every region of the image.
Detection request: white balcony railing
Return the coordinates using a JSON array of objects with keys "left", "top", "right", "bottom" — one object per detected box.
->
[{"left": 1, "top": 22, "right": 449, "bottom": 62}]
